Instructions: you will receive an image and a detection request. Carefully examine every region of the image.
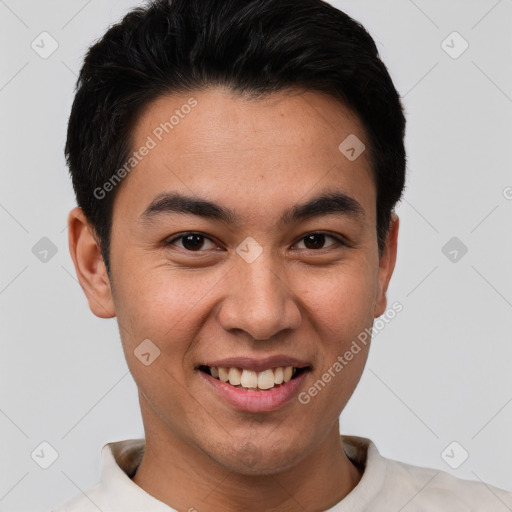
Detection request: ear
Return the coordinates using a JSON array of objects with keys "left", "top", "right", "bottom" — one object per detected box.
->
[
  {"left": 374, "top": 213, "right": 399, "bottom": 318},
  {"left": 67, "top": 206, "right": 116, "bottom": 318}
]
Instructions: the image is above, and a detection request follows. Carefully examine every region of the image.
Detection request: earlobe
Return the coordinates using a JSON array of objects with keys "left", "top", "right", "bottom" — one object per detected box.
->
[
  {"left": 374, "top": 213, "right": 399, "bottom": 318},
  {"left": 67, "top": 206, "right": 116, "bottom": 319}
]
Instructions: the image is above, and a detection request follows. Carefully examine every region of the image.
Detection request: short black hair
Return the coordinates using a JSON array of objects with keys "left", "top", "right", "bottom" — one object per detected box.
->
[{"left": 65, "top": 0, "right": 406, "bottom": 278}]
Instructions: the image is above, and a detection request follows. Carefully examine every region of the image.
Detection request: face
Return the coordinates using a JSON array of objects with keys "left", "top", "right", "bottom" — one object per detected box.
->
[{"left": 69, "top": 86, "right": 398, "bottom": 475}]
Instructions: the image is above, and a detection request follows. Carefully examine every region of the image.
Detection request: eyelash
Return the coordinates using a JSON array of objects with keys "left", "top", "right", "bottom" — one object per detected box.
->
[{"left": 164, "top": 231, "right": 347, "bottom": 252}]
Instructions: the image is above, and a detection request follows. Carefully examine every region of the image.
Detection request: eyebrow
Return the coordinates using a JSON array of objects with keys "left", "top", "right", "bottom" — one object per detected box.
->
[{"left": 138, "top": 190, "right": 366, "bottom": 227}]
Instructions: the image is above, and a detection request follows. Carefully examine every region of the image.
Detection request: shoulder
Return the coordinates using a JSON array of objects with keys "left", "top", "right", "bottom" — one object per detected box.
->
[
  {"left": 342, "top": 435, "right": 512, "bottom": 511},
  {"left": 49, "top": 482, "right": 105, "bottom": 512},
  {"left": 381, "top": 455, "right": 512, "bottom": 511}
]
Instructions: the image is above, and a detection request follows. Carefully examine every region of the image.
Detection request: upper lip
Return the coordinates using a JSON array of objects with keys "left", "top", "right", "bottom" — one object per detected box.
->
[{"left": 196, "top": 356, "right": 312, "bottom": 373}]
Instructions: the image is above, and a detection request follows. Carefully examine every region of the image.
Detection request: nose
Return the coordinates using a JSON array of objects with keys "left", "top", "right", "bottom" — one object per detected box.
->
[{"left": 217, "top": 252, "right": 302, "bottom": 340}]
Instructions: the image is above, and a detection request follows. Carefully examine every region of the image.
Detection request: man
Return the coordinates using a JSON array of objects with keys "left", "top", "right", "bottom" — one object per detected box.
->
[{"left": 54, "top": 0, "right": 512, "bottom": 510}]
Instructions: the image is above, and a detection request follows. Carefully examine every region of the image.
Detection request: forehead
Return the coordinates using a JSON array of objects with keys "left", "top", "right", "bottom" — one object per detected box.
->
[
  {"left": 117, "top": 86, "right": 375, "bottom": 227},
  {"left": 134, "top": 86, "right": 370, "bottom": 158}
]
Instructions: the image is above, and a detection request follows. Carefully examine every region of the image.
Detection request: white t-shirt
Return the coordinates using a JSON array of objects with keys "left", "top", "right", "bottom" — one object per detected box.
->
[{"left": 50, "top": 435, "right": 512, "bottom": 511}]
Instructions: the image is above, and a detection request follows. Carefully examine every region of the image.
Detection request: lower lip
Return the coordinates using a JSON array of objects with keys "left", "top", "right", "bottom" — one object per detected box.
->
[{"left": 197, "top": 369, "right": 309, "bottom": 412}]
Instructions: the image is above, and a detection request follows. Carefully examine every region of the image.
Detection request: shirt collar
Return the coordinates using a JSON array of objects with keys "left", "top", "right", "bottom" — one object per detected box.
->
[
  {"left": 99, "top": 438, "right": 176, "bottom": 511},
  {"left": 326, "top": 435, "right": 388, "bottom": 511}
]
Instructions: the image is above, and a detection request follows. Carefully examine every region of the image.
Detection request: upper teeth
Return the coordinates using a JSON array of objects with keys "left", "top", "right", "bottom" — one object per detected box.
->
[{"left": 209, "top": 366, "right": 297, "bottom": 390}]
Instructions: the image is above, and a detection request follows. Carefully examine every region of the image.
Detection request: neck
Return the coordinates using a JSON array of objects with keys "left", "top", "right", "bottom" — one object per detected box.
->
[{"left": 132, "top": 398, "right": 362, "bottom": 512}]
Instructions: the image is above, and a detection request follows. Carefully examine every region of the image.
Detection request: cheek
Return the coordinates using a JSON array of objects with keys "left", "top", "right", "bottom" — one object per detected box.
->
[
  {"left": 113, "top": 267, "right": 210, "bottom": 358},
  {"left": 296, "top": 269, "right": 376, "bottom": 419},
  {"left": 301, "top": 263, "right": 378, "bottom": 337},
  {"left": 113, "top": 272, "right": 204, "bottom": 410}
]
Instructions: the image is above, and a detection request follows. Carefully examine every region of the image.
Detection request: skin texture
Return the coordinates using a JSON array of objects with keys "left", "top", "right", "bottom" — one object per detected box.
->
[{"left": 68, "top": 86, "right": 399, "bottom": 512}]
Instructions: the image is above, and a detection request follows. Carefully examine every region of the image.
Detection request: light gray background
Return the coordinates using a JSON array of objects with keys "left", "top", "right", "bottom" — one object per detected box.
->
[{"left": 1, "top": 1, "right": 511, "bottom": 511}]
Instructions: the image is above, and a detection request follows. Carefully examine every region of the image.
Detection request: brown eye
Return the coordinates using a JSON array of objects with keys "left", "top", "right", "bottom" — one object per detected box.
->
[
  {"left": 295, "top": 233, "right": 341, "bottom": 250},
  {"left": 166, "top": 233, "right": 218, "bottom": 252},
  {"left": 181, "top": 234, "right": 205, "bottom": 251}
]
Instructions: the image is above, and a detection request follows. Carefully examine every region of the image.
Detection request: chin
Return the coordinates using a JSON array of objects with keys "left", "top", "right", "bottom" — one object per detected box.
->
[{"left": 210, "top": 436, "right": 307, "bottom": 476}]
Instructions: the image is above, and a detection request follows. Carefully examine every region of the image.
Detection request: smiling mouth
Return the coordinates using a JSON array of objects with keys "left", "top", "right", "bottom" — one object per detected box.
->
[{"left": 198, "top": 365, "right": 310, "bottom": 391}]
